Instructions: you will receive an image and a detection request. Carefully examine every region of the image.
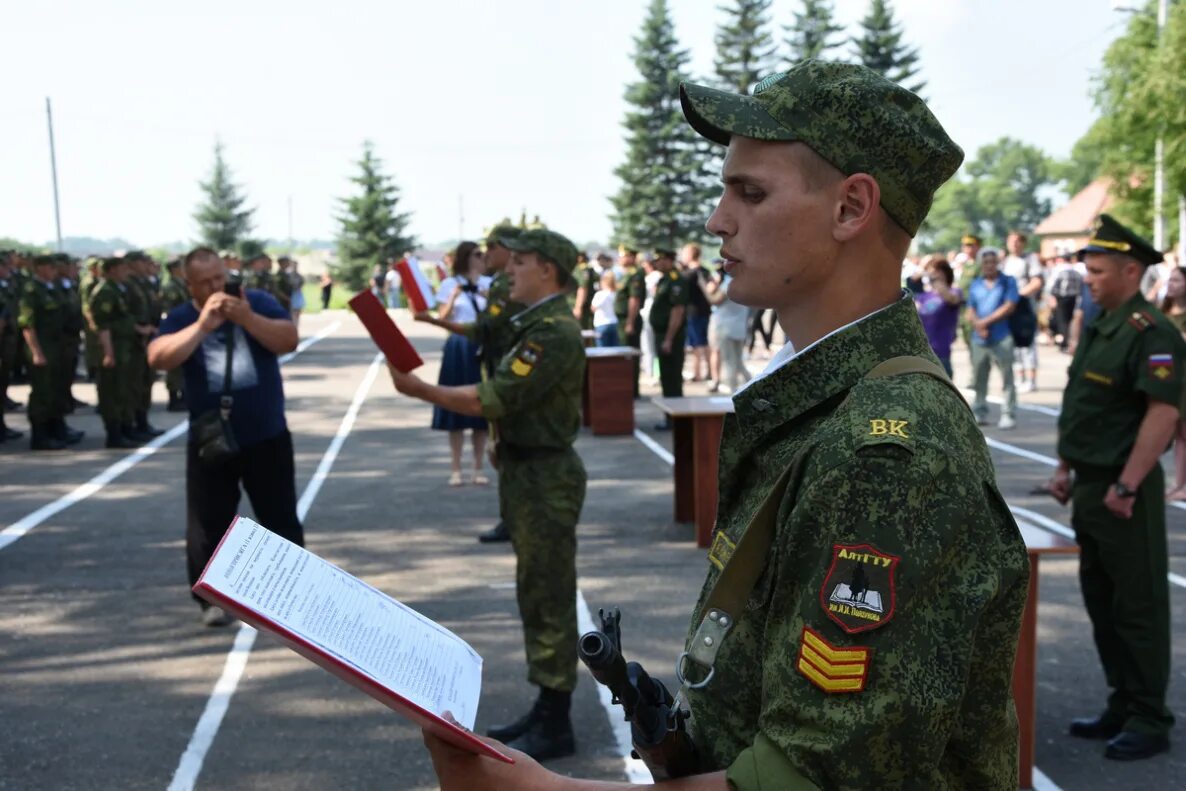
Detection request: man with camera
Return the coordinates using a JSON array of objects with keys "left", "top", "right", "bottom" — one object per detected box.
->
[{"left": 148, "top": 247, "right": 302, "bottom": 628}]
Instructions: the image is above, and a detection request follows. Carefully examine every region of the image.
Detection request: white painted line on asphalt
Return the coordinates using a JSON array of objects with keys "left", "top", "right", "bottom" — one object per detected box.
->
[
  {"left": 1032, "top": 766, "right": 1066, "bottom": 791},
  {"left": 0, "top": 321, "right": 341, "bottom": 554},
  {"left": 166, "top": 351, "right": 383, "bottom": 791},
  {"left": 959, "top": 387, "right": 1062, "bottom": 417},
  {"left": 633, "top": 428, "right": 674, "bottom": 467},
  {"left": 575, "top": 588, "right": 653, "bottom": 785},
  {"left": 1010, "top": 505, "right": 1075, "bottom": 540}
]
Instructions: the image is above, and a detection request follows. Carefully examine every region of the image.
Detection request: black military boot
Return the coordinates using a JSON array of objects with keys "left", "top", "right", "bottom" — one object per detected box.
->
[
  {"left": 123, "top": 421, "right": 151, "bottom": 443},
  {"left": 0, "top": 418, "right": 22, "bottom": 441},
  {"left": 136, "top": 410, "right": 164, "bottom": 438},
  {"left": 105, "top": 421, "right": 137, "bottom": 449},
  {"left": 30, "top": 422, "right": 66, "bottom": 450},
  {"left": 504, "top": 687, "right": 575, "bottom": 762},
  {"left": 55, "top": 418, "right": 85, "bottom": 445},
  {"left": 166, "top": 391, "right": 187, "bottom": 412},
  {"left": 477, "top": 520, "right": 511, "bottom": 544}
]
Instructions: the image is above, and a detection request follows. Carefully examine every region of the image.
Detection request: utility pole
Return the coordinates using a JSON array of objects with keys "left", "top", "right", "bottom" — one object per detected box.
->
[
  {"left": 45, "top": 97, "right": 63, "bottom": 252},
  {"left": 1152, "top": 0, "right": 1169, "bottom": 251},
  {"left": 458, "top": 194, "right": 464, "bottom": 241}
]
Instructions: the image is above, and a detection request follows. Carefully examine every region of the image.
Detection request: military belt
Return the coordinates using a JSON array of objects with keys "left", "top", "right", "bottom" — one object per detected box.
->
[{"left": 499, "top": 443, "right": 568, "bottom": 463}]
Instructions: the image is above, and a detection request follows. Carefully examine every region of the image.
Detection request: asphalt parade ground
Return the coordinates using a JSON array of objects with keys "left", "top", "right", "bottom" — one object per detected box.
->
[{"left": 2, "top": 311, "right": 1184, "bottom": 790}]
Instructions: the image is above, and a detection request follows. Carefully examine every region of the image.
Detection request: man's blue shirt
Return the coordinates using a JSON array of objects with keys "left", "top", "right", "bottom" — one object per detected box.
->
[
  {"left": 967, "top": 274, "right": 1019, "bottom": 346},
  {"left": 158, "top": 290, "right": 290, "bottom": 447}
]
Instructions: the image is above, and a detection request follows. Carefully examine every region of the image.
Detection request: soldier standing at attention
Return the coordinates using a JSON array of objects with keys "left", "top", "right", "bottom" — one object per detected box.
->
[
  {"left": 391, "top": 228, "right": 586, "bottom": 762},
  {"left": 274, "top": 256, "right": 295, "bottom": 313},
  {"left": 81, "top": 256, "right": 104, "bottom": 385},
  {"left": 245, "top": 253, "right": 275, "bottom": 296},
  {"left": 572, "top": 251, "right": 596, "bottom": 330},
  {"left": 0, "top": 253, "right": 24, "bottom": 442},
  {"left": 649, "top": 247, "right": 688, "bottom": 430},
  {"left": 415, "top": 223, "right": 527, "bottom": 544},
  {"left": 161, "top": 259, "right": 191, "bottom": 411},
  {"left": 123, "top": 252, "right": 164, "bottom": 440},
  {"left": 89, "top": 257, "right": 139, "bottom": 449},
  {"left": 19, "top": 255, "right": 82, "bottom": 449},
  {"left": 55, "top": 255, "right": 88, "bottom": 413},
  {"left": 422, "top": 61, "right": 1029, "bottom": 791},
  {"left": 1047, "top": 214, "right": 1181, "bottom": 761},
  {"left": 613, "top": 246, "right": 646, "bottom": 397}
]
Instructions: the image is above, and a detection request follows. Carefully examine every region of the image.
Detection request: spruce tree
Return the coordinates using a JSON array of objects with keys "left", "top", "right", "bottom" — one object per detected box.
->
[
  {"left": 193, "top": 142, "right": 255, "bottom": 250},
  {"left": 786, "top": 0, "right": 845, "bottom": 64},
  {"left": 611, "top": 0, "right": 717, "bottom": 249},
  {"left": 852, "top": 0, "right": 925, "bottom": 94},
  {"left": 713, "top": 0, "right": 776, "bottom": 95},
  {"left": 335, "top": 141, "right": 416, "bottom": 290}
]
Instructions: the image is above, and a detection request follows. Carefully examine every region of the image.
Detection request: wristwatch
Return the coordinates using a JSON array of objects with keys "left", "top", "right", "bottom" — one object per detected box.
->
[{"left": 1113, "top": 482, "right": 1138, "bottom": 499}]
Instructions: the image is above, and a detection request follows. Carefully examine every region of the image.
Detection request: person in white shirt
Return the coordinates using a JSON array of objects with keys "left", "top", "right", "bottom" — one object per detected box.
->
[
  {"left": 1002, "top": 230, "right": 1043, "bottom": 392},
  {"left": 640, "top": 256, "right": 662, "bottom": 384},
  {"left": 590, "top": 270, "right": 619, "bottom": 346},
  {"left": 430, "top": 242, "right": 489, "bottom": 486},
  {"left": 384, "top": 260, "right": 403, "bottom": 309},
  {"left": 703, "top": 272, "right": 751, "bottom": 392}
]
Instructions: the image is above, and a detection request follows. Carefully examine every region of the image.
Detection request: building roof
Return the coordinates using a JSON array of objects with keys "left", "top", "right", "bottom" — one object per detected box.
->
[{"left": 1035, "top": 178, "right": 1113, "bottom": 236}]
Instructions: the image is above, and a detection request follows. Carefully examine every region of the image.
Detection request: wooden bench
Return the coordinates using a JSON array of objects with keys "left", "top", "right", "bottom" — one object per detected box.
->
[
  {"left": 651, "top": 396, "right": 734, "bottom": 547},
  {"left": 582, "top": 347, "right": 641, "bottom": 436}
]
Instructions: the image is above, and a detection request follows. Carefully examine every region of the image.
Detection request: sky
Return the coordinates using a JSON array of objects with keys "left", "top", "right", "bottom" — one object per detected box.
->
[{"left": 0, "top": 0, "right": 1127, "bottom": 250}]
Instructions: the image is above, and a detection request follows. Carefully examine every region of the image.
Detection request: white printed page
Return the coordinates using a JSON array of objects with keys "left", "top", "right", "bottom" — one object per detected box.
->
[{"left": 201, "top": 517, "right": 482, "bottom": 729}]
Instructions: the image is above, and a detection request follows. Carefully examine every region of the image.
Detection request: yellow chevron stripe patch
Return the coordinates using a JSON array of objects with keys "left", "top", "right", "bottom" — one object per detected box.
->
[
  {"left": 797, "top": 626, "right": 870, "bottom": 694},
  {"left": 802, "top": 628, "right": 869, "bottom": 664}
]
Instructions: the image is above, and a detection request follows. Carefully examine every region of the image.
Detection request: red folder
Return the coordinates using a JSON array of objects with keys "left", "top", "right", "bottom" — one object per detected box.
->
[
  {"left": 194, "top": 517, "right": 512, "bottom": 764},
  {"left": 396, "top": 259, "right": 436, "bottom": 313},
  {"left": 348, "top": 290, "right": 424, "bottom": 372}
]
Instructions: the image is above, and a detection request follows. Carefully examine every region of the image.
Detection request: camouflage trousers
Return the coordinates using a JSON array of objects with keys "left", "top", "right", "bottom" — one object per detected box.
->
[
  {"left": 499, "top": 448, "right": 586, "bottom": 692},
  {"left": 0, "top": 331, "right": 16, "bottom": 418},
  {"left": 96, "top": 343, "right": 134, "bottom": 424},
  {"left": 24, "top": 341, "right": 64, "bottom": 423},
  {"left": 127, "top": 338, "right": 152, "bottom": 412}
]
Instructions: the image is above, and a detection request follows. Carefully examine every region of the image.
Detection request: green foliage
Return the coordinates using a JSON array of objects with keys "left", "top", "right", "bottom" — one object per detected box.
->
[
  {"left": 713, "top": 0, "right": 776, "bottom": 94},
  {"left": 852, "top": 0, "right": 924, "bottom": 95},
  {"left": 920, "top": 137, "right": 1056, "bottom": 251},
  {"left": 611, "top": 0, "right": 718, "bottom": 250},
  {"left": 193, "top": 142, "right": 255, "bottom": 250},
  {"left": 0, "top": 238, "right": 44, "bottom": 254},
  {"left": 785, "top": 0, "right": 845, "bottom": 64},
  {"left": 1057, "top": 120, "right": 1109, "bottom": 196},
  {"left": 335, "top": 141, "right": 416, "bottom": 291}
]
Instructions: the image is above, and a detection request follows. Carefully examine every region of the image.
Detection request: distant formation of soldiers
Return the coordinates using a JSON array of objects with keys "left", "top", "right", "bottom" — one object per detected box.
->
[{"left": 0, "top": 248, "right": 296, "bottom": 452}]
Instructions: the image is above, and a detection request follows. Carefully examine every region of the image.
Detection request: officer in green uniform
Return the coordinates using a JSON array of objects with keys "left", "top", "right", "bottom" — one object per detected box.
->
[
  {"left": 1046, "top": 214, "right": 1181, "bottom": 761},
  {"left": 0, "top": 252, "right": 24, "bottom": 441},
  {"left": 613, "top": 246, "right": 646, "bottom": 396},
  {"left": 88, "top": 257, "right": 139, "bottom": 448},
  {"left": 161, "top": 259, "right": 191, "bottom": 411},
  {"left": 572, "top": 252, "right": 596, "bottom": 330},
  {"left": 393, "top": 228, "right": 586, "bottom": 762},
  {"left": 19, "top": 254, "right": 83, "bottom": 449},
  {"left": 422, "top": 61, "right": 1028, "bottom": 791},
  {"left": 245, "top": 253, "right": 275, "bottom": 295},
  {"left": 274, "top": 256, "right": 295, "bottom": 313},
  {"left": 55, "top": 254, "right": 88, "bottom": 413},
  {"left": 414, "top": 223, "right": 528, "bottom": 544},
  {"left": 122, "top": 251, "right": 164, "bottom": 441},
  {"left": 649, "top": 247, "right": 688, "bottom": 428},
  {"left": 81, "top": 256, "right": 104, "bottom": 383}
]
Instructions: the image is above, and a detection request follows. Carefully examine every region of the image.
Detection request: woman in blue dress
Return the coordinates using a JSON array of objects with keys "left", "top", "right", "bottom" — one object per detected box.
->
[{"left": 431, "top": 241, "right": 490, "bottom": 486}]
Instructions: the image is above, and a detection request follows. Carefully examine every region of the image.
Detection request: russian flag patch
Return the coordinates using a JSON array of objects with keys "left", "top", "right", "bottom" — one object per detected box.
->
[{"left": 1149, "top": 354, "right": 1174, "bottom": 380}]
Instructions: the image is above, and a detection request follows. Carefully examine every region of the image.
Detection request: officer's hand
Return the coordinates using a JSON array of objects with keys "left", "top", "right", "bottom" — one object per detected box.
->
[
  {"left": 220, "top": 295, "right": 254, "bottom": 326},
  {"left": 31, "top": 350, "right": 48, "bottom": 367},
  {"left": 1047, "top": 468, "right": 1072, "bottom": 506},
  {"left": 1104, "top": 485, "right": 1135, "bottom": 519},
  {"left": 102, "top": 352, "right": 115, "bottom": 369},
  {"left": 387, "top": 363, "right": 424, "bottom": 398},
  {"left": 625, "top": 321, "right": 635, "bottom": 336},
  {"left": 198, "top": 294, "right": 229, "bottom": 333},
  {"left": 423, "top": 714, "right": 552, "bottom": 791},
  {"left": 661, "top": 337, "right": 673, "bottom": 355},
  {"left": 413, "top": 310, "right": 433, "bottom": 323}
]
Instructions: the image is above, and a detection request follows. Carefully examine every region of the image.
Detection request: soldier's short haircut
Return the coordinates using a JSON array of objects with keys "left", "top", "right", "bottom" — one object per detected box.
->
[{"left": 184, "top": 246, "right": 222, "bottom": 269}]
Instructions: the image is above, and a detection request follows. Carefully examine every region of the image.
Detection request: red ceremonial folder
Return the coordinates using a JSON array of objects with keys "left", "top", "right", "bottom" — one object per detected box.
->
[
  {"left": 348, "top": 290, "right": 424, "bottom": 373},
  {"left": 194, "top": 516, "right": 512, "bottom": 764},
  {"left": 395, "top": 259, "right": 436, "bottom": 313}
]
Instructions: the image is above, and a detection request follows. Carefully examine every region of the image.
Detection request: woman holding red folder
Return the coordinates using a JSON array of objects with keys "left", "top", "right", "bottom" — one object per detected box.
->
[{"left": 432, "top": 241, "right": 490, "bottom": 486}]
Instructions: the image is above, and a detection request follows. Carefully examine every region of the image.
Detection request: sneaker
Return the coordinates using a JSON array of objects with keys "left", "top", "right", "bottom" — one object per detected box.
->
[
  {"left": 998, "top": 415, "right": 1016, "bottom": 430},
  {"left": 974, "top": 414, "right": 990, "bottom": 427},
  {"left": 1024, "top": 381, "right": 1038, "bottom": 393},
  {"left": 201, "top": 607, "right": 235, "bottom": 627}
]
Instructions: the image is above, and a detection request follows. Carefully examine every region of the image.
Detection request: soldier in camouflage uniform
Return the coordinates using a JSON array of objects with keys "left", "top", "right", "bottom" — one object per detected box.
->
[
  {"left": 571, "top": 252, "right": 595, "bottom": 330},
  {"left": 0, "top": 252, "right": 24, "bottom": 441},
  {"left": 81, "top": 256, "right": 104, "bottom": 383},
  {"left": 18, "top": 255, "right": 83, "bottom": 449},
  {"left": 273, "top": 256, "right": 294, "bottom": 313},
  {"left": 414, "top": 223, "right": 528, "bottom": 544},
  {"left": 649, "top": 247, "right": 688, "bottom": 428},
  {"left": 88, "top": 257, "right": 139, "bottom": 448},
  {"left": 1047, "top": 215, "right": 1181, "bottom": 761},
  {"left": 245, "top": 253, "right": 275, "bottom": 295},
  {"left": 393, "top": 228, "right": 586, "bottom": 763},
  {"left": 161, "top": 259, "right": 191, "bottom": 411},
  {"left": 422, "top": 61, "right": 1028, "bottom": 791},
  {"left": 612, "top": 246, "right": 646, "bottom": 397}
]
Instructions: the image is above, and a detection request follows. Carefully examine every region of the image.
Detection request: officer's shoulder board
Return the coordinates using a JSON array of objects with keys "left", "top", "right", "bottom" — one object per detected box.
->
[
  {"left": 1127, "top": 311, "right": 1157, "bottom": 333},
  {"left": 842, "top": 379, "right": 922, "bottom": 458}
]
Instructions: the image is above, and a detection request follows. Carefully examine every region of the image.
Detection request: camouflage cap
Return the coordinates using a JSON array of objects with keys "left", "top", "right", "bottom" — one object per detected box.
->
[
  {"left": 503, "top": 228, "right": 579, "bottom": 274},
  {"left": 485, "top": 223, "right": 522, "bottom": 248},
  {"left": 679, "top": 60, "right": 964, "bottom": 236}
]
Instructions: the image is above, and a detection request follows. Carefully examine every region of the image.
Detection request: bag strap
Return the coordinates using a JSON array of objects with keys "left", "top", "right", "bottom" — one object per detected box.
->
[
  {"left": 677, "top": 355, "right": 962, "bottom": 690},
  {"left": 220, "top": 324, "right": 235, "bottom": 418}
]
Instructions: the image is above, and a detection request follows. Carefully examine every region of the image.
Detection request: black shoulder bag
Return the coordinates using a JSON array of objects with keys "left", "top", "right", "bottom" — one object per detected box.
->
[{"left": 192, "top": 324, "right": 240, "bottom": 463}]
